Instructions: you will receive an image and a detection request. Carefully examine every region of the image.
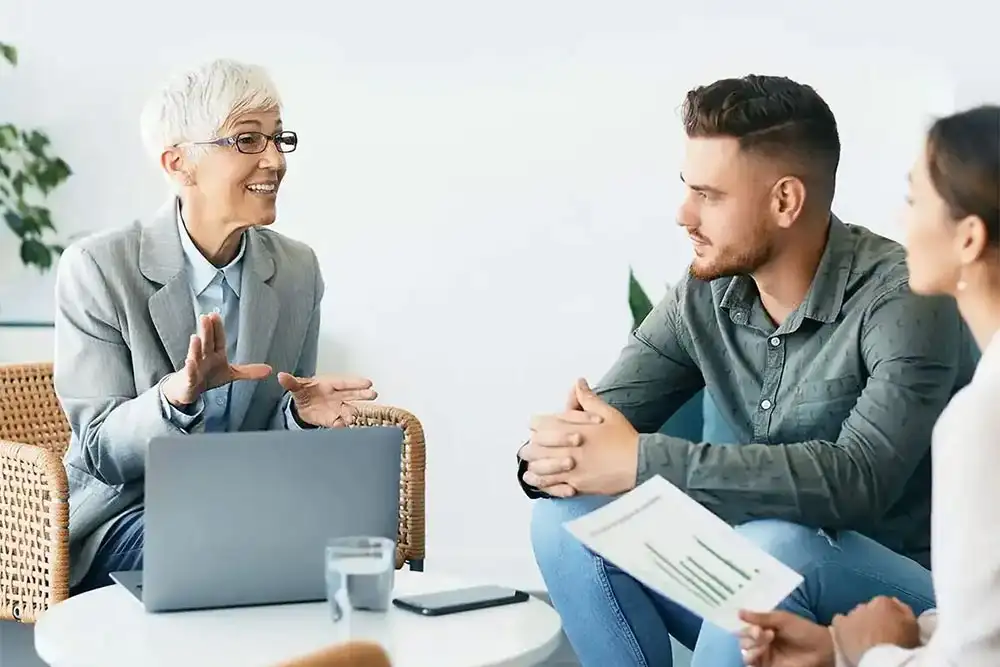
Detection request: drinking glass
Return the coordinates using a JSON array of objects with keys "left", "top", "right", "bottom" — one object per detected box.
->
[{"left": 325, "top": 536, "right": 395, "bottom": 635}]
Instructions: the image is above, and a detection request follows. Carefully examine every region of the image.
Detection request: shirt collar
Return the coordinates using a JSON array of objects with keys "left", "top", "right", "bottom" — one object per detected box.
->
[
  {"left": 719, "top": 213, "right": 854, "bottom": 327},
  {"left": 176, "top": 200, "right": 246, "bottom": 297},
  {"left": 796, "top": 214, "right": 854, "bottom": 324}
]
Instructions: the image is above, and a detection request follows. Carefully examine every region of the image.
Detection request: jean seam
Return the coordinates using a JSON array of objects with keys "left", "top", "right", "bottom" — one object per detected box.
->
[{"left": 596, "top": 555, "right": 650, "bottom": 666}]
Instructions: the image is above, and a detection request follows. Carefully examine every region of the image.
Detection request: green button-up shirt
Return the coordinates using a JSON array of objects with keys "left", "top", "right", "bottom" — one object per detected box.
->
[{"left": 521, "top": 216, "right": 977, "bottom": 568}]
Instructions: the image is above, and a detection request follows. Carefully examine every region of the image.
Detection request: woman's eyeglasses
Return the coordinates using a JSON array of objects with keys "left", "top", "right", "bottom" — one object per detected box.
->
[{"left": 176, "top": 130, "right": 298, "bottom": 155}]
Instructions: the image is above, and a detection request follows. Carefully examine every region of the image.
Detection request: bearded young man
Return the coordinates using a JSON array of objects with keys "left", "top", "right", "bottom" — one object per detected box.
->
[{"left": 515, "top": 75, "right": 978, "bottom": 667}]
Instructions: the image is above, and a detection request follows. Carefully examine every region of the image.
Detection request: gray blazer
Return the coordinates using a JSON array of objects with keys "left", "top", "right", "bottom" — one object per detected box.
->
[{"left": 54, "top": 198, "right": 323, "bottom": 559}]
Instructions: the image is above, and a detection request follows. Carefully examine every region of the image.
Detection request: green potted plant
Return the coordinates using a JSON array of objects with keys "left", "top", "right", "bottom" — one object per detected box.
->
[
  {"left": 627, "top": 266, "right": 705, "bottom": 439},
  {"left": 1, "top": 41, "right": 72, "bottom": 272},
  {"left": 628, "top": 266, "right": 655, "bottom": 329}
]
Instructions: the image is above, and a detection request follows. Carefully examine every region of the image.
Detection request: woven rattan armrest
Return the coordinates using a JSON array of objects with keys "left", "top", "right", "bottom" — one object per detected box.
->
[
  {"left": 351, "top": 404, "right": 426, "bottom": 570},
  {"left": 0, "top": 439, "right": 70, "bottom": 622}
]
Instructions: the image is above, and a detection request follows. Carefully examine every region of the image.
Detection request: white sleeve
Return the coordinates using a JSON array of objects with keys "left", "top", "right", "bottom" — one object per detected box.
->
[
  {"left": 849, "top": 611, "right": 938, "bottom": 667},
  {"left": 855, "top": 378, "right": 1000, "bottom": 667}
]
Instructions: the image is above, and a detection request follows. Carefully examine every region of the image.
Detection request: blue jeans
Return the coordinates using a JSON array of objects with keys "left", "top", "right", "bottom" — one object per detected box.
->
[
  {"left": 72, "top": 505, "right": 144, "bottom": 595},
  {"left": 532, "top": 496, "right": 935, "bottom": 667}
]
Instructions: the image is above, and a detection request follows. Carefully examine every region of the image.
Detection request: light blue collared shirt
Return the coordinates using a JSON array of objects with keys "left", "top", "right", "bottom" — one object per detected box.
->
[{"left": 159, "top": 203, "right": 306, "bottom": 431}]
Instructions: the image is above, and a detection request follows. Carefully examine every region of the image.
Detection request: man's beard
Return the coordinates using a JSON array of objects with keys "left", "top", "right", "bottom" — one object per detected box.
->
[{"left": 688, "top": 234, "right": 775, "bottom": 282}]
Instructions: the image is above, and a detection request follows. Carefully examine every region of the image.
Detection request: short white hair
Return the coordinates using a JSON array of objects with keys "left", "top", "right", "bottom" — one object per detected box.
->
[{"left": 139, "top": 58, "right": 282, "bottom": 163}]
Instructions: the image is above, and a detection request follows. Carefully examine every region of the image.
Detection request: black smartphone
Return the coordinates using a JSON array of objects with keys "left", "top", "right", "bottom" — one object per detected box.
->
[{"left": 392, "top": 585, "right": 530, "bottom": 616}]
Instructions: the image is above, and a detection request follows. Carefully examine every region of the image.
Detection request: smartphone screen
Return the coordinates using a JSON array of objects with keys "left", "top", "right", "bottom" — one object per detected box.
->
[{"left": 393, "top": 585, "right": 529, "bottom": 616}]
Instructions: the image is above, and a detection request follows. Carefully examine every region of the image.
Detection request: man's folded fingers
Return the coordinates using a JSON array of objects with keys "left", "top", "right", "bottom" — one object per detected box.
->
[
  {"left": 530, "top": 429, "right": 582, "bottom": 448},
  {"left": 519, "top": 443, "right": 578, "bottom": 462},
  {"left": 545, "top": 483, "right": 576, "bottom": 498},
  {"left": 522, "top": 470, "right": 570, "bottom": 489},
  {"left": 530, "top": 412, "right": 601, "bottom": 431},
  {"left": 740, "top": 646, "right": 767, "bottom": 666},
  {"left": 527, "top": 457, "right": 575, "bottom": 476}
]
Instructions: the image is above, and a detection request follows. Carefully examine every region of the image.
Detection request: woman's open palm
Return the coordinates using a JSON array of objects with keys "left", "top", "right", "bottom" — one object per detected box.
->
[{"left": 162, "top": 313, "right": 272, "bottom": 407}]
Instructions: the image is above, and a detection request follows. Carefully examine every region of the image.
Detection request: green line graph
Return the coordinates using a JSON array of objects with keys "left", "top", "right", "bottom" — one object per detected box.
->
[
  {"left": 695, "top": 536, "right": 759, "bottom": 581},
  {"left": 644, "top": 538, "right": 762, "bottom": 607}
]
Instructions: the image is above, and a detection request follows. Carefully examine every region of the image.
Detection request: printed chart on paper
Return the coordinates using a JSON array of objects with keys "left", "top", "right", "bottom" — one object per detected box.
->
[{"left": 564, "top": 476, "right": 804, "bottom": 633}]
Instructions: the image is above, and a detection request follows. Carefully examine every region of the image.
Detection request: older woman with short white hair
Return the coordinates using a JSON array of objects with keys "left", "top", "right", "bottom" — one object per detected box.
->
[{"left": 54, "top": 58, "right": 376, "bottom": 593}]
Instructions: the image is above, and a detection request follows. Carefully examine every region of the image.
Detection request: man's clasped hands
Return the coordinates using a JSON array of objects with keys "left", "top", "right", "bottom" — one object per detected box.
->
[
  {"left": 519, "top": 378, "right": 645, "bottom": 498},
  {"left": 160, "top": 312, "right": 377, "bottom": 427}
]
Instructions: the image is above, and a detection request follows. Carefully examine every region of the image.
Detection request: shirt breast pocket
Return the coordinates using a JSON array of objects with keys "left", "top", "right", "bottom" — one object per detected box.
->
[
  {"left": 793, "top": 375, "right": 863, "bottom": 406},
  {"left": 782, "top": 376, "right": 863, "bottom": 441}
]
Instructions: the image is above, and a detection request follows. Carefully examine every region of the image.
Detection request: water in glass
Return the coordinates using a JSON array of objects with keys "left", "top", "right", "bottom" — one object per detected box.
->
[{"left": 325, "top": 536, "right": 395, "bottom": 632}]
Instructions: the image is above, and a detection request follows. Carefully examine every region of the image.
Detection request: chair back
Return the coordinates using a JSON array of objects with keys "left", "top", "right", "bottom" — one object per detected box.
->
[{"left": 0, "top": 363, "right": 71, "bottom": 456}]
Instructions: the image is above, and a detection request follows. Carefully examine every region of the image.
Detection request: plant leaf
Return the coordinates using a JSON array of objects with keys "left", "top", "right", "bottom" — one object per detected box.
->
[
  {"left": 36, "top": 206, "right": 53, "bottom": 231},
  {"left": 36, "top": 156, "right": 71, "bottom": 193},
  {"left": 24, "top": 130, "right": 50, "bottom": 155},
  {"left": 4, "top": 210, "right": 25, "bottom": 234},
  {"left": 11, "top": 171, "right": 27, "bottom": 197},
  {"left": 0, "top": 43, "right": 17, "bottom": 66},
  {"left": 0, "top": 125, "right": 14, "bottom": 151},
  {"left": 628, "top": 266, "right": 654, "bottom": 331},
  {"left": 20, "top": 238, "right": 53, "bottom": 269}
]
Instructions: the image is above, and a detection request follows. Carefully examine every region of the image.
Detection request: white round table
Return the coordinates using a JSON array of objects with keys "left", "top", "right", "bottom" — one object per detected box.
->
[{"left": 34, "top": 571, "right": 563, "bottom": 667}]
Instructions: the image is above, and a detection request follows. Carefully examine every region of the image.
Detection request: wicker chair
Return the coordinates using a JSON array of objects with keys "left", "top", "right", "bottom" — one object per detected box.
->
[{"left": 0, "top": 362, "right": 426, "bottom": 624}]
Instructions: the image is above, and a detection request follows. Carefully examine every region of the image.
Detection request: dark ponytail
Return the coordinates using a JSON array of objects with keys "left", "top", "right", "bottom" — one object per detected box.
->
[{"left": 925, "top": 105, "right": 1000, "bottom": 246}]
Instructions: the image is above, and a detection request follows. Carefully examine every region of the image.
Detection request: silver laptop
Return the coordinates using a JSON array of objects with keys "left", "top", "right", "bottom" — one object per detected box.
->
[{"left": 110, "top": 426, "right": 402, "bottom": 612}]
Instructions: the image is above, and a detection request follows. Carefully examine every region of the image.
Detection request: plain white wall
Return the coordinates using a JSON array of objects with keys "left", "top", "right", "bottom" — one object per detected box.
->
[{"left": 1, "top": 0, "right": 990, "bottom": 584}]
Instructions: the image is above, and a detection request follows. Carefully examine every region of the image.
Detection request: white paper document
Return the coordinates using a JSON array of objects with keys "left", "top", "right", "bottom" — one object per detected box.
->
[{"left": 564, "top": 476, "right": 804, "bottom": 633}]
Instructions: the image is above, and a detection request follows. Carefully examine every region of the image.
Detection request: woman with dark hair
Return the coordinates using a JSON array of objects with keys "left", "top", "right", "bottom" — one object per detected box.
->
[{"left": 737, "top": 104, "right": 1000, "bottom": 666}]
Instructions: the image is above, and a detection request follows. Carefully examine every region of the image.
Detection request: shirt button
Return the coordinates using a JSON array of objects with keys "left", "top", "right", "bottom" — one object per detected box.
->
[
  {"left": 769, "top": 337, "right": 780, "bottom": 347},
  {"left": 760, "top": 399, "right": 773, "bottom": 410},
  {"left": 213, "top": 307, "right": 221, "bottom": 314},
  {"left": 216, "top": 396, "right": 226, "bottom": 406}
]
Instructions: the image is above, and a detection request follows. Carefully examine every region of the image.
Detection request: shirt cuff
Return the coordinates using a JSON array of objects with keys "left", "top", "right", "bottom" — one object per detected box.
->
[
  {"left": 516, "top": 449, "right": 549, "bottom": 499},
  {"left": 158, "top": 377, "right": 204, "bottom": 431},
  {"left": 636, "top": 432, "right": 689, "bottom": 488},
  {"left": 284, "top": 394, "right": 315, "bottom": 430}
]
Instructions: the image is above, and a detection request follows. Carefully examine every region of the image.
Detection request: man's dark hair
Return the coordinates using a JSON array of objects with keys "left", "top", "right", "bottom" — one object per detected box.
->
[{"left": 682, "top": 74, "right": 841, "bottom": 209}]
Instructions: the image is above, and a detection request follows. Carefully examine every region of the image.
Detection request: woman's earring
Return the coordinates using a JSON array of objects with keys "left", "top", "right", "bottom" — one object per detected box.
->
[{"left": 957, "top": 278, "right": 968, "bottom": 291}]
